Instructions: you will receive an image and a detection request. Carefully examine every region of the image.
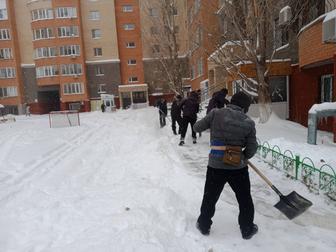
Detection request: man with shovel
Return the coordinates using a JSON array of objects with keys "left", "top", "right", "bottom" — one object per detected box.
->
[{"left": 193, "top": 91, "right": 259, "bottom": 239}]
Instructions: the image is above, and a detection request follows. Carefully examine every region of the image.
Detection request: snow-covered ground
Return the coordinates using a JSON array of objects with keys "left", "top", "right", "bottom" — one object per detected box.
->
[{"left": 0, "top": 108, "right": 335, "bottom": 252}]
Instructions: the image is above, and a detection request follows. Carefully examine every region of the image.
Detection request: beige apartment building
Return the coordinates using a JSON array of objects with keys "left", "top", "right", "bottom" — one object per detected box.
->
[{"left": 0, "top": 0, "right": 189, "bottom": 114}]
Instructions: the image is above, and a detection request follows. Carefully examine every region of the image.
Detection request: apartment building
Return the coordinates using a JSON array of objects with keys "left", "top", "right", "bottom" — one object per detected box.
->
[
  {"left": 0, "top": 0, "right": 189, "bottom": 114},
  {"left": 187, "top": 0, "right": 220, "bottom": 94}
]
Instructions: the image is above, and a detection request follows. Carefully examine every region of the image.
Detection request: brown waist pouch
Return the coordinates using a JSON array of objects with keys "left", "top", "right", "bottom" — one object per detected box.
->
[{"left": 211, "top": 145, "right": 242, "bottom": 166}]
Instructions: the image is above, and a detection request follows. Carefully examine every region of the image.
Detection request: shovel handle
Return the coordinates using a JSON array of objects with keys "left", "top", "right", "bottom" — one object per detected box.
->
[{"left": 247, "top": 160, "right": 274, "bottom": 187}]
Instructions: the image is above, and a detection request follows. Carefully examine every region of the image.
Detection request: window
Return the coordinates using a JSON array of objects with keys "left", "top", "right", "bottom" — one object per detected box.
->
[
  {"left": 194, "top": 0, "right": 201, "bottom": 13},
  {"left": 98, "top": 84, "right": 106, "bottom": 93},
  {"left": 122, "top": 5, "right": 133, "bottom": 12},
  {"left": 127, "top": 59, "right": 136, "bottom": 65},
  {"left": 31, "top": 9, "right": 53, "bottom": 21},
  {"left": 94, "top": 47, "right": 102, "bottom": 56},
  {"left": 95, "top": 66, "right": 104, "bottom": 75},
  {"left": 321, "top": 75, "right": 333, "bottom": 102},
  {"left": 128, "top": 76, "right": 138, "bottom": 83},
  {"left": 123, "top": 24, "right": 135, "bottom": 30},
  {"left": 197, "top": 58, "right": 203, "bottom": 76},
  {"left": 274, "top": 18, "right": 289, "bottom": 49},
  {"left": 91, "top": 29, "right": 101, "bottom": 39},
  {"left": 152, "top": 44, "right": 160, "bottom": 53},
  {"left": 150, "top": 26, "right": 158, "bottom": 35},
  {"left": 61, "top": 64, "right": 82, "bottom": 75},
  {"left": 35, "top": 47, "right": 56, "bottom": 58},
  {"left": 191, "top": 65, "right": 196, "bottom": 79},
  {"left": 36, "top": 66, "right": 58, "bottom": 78},
  {"left": 132, "top": 91, "right": 146, "bottom": 103},
  {"left": 149, "top": 8, "right": 158, "bottom": 17},
  {"left": 89, "top": 10, "right": 100, "bottom": 20},
  {"left": 64, "top": 82, "right": 83, "bottom": 95},
  {"left": 0, "top": 29, "right": 10, "bottom": 40},
  {"left": 126, "top": 42, "right": 136, "bottom": 48},
  {"left": 33, "top": 28, "right": 53, "bottom": 40},
  {"left": 59, "top": 45, "right": 80, "bottom": 56},
  {"left": 0, "top": 67, "right": 15, "bottom": 78},
  {"left": 56, "top": 7, "right": 77, "bottom": 18},
  {"left": 0, "top": 48, "right": 12, "bottom": 59},
  {"left": 0, "top": 86, "right": 17, "bottom": 98},
  {"left": 58, "top": 26, "right": 79, "bottom": 37},
  {"left": 0, "top": 8, "right": 8, "bottom": 20}
]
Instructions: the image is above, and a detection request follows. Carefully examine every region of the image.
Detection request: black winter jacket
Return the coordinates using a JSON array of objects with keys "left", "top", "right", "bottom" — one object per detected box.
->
[{"left": 180, "top": 96, "right": 199, "bottom": 119}]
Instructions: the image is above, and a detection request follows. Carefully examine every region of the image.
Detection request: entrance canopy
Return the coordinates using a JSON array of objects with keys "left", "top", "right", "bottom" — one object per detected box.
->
[{"left": 118, "top": 84, "right": 149, "bottom": 109}]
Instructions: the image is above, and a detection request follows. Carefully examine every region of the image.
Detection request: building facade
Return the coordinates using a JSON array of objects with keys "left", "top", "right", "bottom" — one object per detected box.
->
[{"left": 0, "top": 0, "right": 189, "bottom": 114}]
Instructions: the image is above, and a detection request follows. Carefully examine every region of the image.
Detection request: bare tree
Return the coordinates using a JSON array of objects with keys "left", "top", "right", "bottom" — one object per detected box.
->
[
  {"left": 141, "top": 0, "right": 187, "bottom": 96},
  {"left": 209, "top": 0, "right": 316, "bottom": 122}
]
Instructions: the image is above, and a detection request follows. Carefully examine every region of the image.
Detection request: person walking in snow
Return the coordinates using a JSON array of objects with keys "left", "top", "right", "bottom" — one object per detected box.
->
[
  {"left": 25, "top": 105, "right": 31, "bottom": 116},
  {"left": 178, "top": 91, "right": 200, "bottom": 145},
  {"left": 101, "top": 102, "right": 106, "bottom": 113},
  {"left": 193, "top": 91, "right": 258, "bottom": 240},
  {"left": 171, "top": 94, "right": 182, "bottom": 135},
  {"left": 206, "top": 88, "right": 229, "bottom": 114},
  {"left": 157, "top": 98, "right": 168, "bottom": 127}
]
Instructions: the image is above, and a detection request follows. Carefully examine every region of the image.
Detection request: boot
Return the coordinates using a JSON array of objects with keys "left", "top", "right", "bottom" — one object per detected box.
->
[
  {"left": 193, "top": 138, "right": 197, "bottom": 144},
  {"left": 196, "top": 222, "right": 210, "bottom": 236},
  {"left": 179, "top": 138, "right": 185, "bottom": 146},
  {"left": 240, "top": 224, "right": 258, "bottom": 240},
  {"left": 173, "top": 129, "right": 177, "bottom": 135}
]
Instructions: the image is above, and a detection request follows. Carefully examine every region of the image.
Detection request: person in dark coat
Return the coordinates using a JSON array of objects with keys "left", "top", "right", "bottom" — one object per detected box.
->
[
  {"left": 206, "top": 88, "right": 229, "bottom": 114},
  {"left": 171, "top": 94, "right": 182, "bottom": 135},
  {"left": 193, "top": 91, "right": 258, "bottom": 240},
  {"left": 101, "top": 102, "right": 106, "bottom": 113},
  {"left": 157, "top": 98, "right": 168, "bottom": 127},
  {"left": 179, "top": 91, "right": 200, "bottom": 145}
]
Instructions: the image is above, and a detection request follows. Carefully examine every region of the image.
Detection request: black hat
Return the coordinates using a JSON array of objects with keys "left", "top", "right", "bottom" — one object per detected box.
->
[{"left": 230, "top": 91, "right": 251, "bottom": 113}]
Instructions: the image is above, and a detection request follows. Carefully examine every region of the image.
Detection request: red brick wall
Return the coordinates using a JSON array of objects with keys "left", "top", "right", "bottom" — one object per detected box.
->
[
  {"left": 299, "top": 20, "right": 336, "bottom": 67},
  {"left": 290, "top": 65, "right": 334, "bottom": 133}
]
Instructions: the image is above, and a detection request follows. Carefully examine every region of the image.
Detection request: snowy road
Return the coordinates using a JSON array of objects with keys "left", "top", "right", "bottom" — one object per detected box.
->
[{"left": 0, "top": 108, "right": 335, "bottom": 252}]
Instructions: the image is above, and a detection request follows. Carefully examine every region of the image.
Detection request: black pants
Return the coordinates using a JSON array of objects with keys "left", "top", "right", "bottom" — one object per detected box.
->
[
  {"left": 172, "top": 116, "right": 181, "bottom": 133},
  {"left": 180, "top": 116, "right": 197, "bottom": 139},
  {"left": 197, "top": 166, "right": 254, "bottom": 230},
  {"left": 159, "top": 113, "right": 166, "bottom": 127}
]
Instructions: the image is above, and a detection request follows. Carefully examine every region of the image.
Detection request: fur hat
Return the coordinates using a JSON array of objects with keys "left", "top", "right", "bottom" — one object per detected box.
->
[{"left": 230, "top": 91, "right": 251, "bottom": 113}]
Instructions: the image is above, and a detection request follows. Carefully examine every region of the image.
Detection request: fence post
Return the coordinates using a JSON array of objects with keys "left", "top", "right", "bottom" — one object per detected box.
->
[{"left": 295, "top": 155, "right": 300, "bottom": 180}]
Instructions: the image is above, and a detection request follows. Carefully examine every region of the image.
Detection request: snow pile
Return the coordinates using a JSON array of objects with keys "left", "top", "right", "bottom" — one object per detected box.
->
[{"left": 0, "top": 108, "right": 335, "bottom": 252}]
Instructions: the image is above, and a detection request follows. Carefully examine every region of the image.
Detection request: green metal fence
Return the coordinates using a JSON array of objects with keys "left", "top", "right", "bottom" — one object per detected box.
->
[{"left": 256, "top": 139, "right": 336, "bottom": 200}]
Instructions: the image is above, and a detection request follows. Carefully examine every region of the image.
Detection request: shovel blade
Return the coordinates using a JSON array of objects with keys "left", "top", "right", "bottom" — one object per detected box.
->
[{"left": 274, "top": 191, "right": 313, "bottom": 220}]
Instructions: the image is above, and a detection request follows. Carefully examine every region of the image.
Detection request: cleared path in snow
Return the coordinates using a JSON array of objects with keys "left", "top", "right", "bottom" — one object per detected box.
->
[{"left": 0, "top": 108, "right": 335, "bottom": 252}]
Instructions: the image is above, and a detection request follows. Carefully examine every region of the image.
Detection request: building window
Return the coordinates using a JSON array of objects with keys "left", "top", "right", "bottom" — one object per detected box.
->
[
  {"left": 56, "top": 7, "right": 77, "bottom": 18},
  {"left": 0, "top": 29, "right": 10, "bottom": 40},
  {"left": 150, "top": 26, "right": 158, "bottom": 35},
  {"left": 128, "top": 76, "right": 138, "bottom": 83},
  {"left": 191, "top": 65, "right": 196, "bottom": 79},
  {"left": 0, "top": 67, "right": 15, "bottom": 78},
  {"left": 64, "top": 82, "right": 83, "bottom": 95},
  {"left": 89, "top": 10, "right": 100, "bottom": 20},
  {"left": 61, "top": 64, "right": 82, "bottom": 76},
  {"left": 197, "top": 58, "right": 203, "bottom": 76},
  {"left": 321, "top": 75, "right": 333, "bottom": 102},
  {"left": 31, "top": 9, "right": 53, "bottom": 21},
  {"left": 59, "top": 45, "right": 80, "bottom": 56},
  {"left": 123, "top": 24, "right": 135, "bottom": 30},
  {"left": 152, "top": 44, "right": 160, "bottom": 53},
  {"left": 122, "top": 5, "right": 133, "bottom": 12},
  {"left": 0, "top": 48, "right": 12, "bottom": 59},
  {"left": 33, "top": 28, "right": 54, "bottom": 40},
  {"left": 149, "top": 8, "right": 158, "bottom": 17},
  {"left": 36, "top": 66, "right": 58, "bottom": 78},
  {"left": 132, "top": 91, "right": 146, "bottom": 103},
  {"left": 126, "top": 42, "right": 136, "bottom": 48},
  {"left": 58, "top": 26, "right": 79, "bottom": 38},
  {"left": 35, "top": 47, "right": 56, "bottom": 59},
  {"left": 98, "top": 84, "right": 106, "bottom": 94},
  {"left": 0, "top": 86, "right": 17, "bottom": 98},
  {"left": 127, "top": 59, "right": 137, "bottom": 65},
  {"left": 94, "top": 47, "right": 102, "bottom": 56},
  {"left": 91, "top": 29, "right": 101, "bottom": 39},
  {"left": 0, "top": 8, "right": 7, "bottom": 20},
  {"left": 95, "top": 66, "right": 104, "bottom": 76}
]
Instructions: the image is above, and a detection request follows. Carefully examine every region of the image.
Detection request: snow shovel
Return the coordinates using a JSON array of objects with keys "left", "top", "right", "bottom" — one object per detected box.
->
[{"left": 247, "top": 161, "right": 313, "bottom": 220}]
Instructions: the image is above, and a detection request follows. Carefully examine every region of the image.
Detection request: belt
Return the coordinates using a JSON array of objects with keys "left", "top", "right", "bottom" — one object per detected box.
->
[{"left": 210, "top": 146, "right": 241, "bottom": 151}]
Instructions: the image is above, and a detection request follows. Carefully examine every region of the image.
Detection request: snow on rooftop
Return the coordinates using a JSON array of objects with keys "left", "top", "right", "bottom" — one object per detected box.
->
[
  {"left": 324, "top": 8, "right": 336, "bottom": 22},
  {"left": 309, "top": 102, "right": 336, "bottom": 113},
  {"left": 280, "top": 5, "right": 291, "bottom": 14}
]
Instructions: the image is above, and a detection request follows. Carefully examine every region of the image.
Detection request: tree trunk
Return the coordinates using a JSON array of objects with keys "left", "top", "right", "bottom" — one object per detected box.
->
[{"left": 256, "top": 63, "right": 272, "bottom": 123}]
